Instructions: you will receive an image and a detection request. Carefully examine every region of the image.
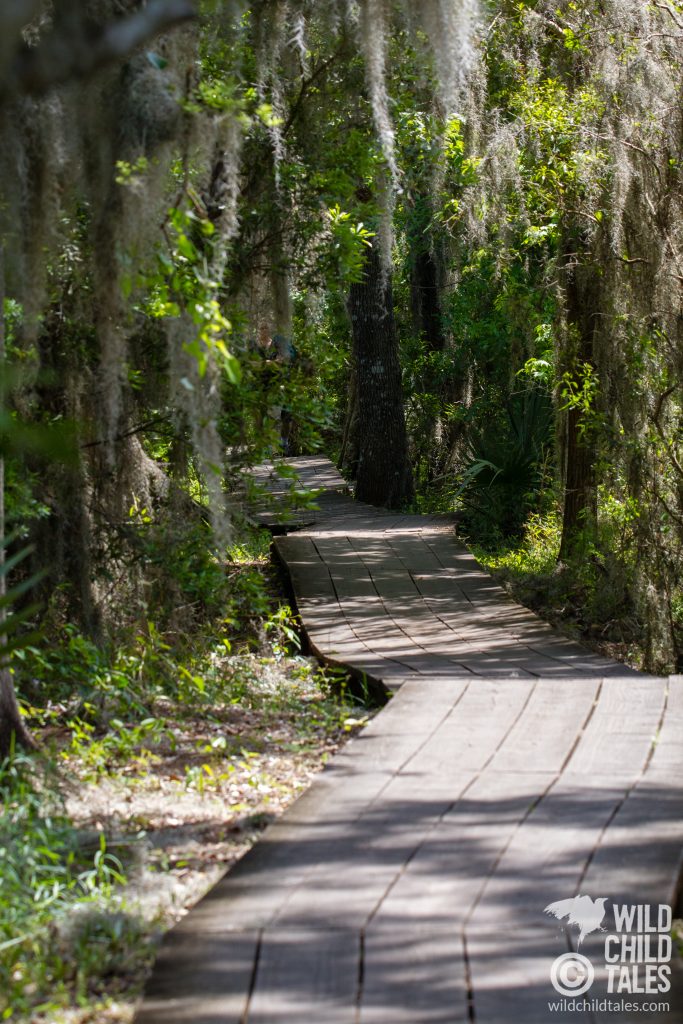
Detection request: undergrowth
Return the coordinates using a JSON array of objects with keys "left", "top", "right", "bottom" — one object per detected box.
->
[
  {"left": 0, "top": 754, "right": 131, "bottom": 1018},
  {"left": 3, "top": 526, "right": 375, "bottom": 1023},
  {"left": 470, "top": 503, "right": 645, "bottom": 664}
]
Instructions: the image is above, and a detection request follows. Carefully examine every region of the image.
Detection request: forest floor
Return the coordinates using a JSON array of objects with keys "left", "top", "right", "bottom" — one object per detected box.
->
[{"left": 28, "top": 653, "right": 372, "bottom": 1024}]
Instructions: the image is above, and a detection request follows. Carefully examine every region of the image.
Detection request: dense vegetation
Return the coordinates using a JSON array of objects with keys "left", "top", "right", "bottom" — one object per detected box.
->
[{"left": 1, "top": 1, "right": 682, "bottom": 1019}]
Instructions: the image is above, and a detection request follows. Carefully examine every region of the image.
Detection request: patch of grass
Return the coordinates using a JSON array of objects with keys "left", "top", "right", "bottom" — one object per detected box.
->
[
  {"left": 0, "top": 754, "right": 137, "bottom": 1020},
  {"left": 472, "top": 508, "right": 561, "bottom": 578},
  {"left": 470, "top": 505, "right": 642, "bottom": 664}
]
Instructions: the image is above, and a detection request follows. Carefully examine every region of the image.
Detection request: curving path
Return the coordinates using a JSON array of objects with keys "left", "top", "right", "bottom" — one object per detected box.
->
[{"left": 138, "top": 458, "right": 683, "bottom": 1023}]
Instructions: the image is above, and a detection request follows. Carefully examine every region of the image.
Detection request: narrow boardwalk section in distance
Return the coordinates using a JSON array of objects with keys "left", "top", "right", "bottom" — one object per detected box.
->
[{"left": 138, "top": 458, "right": 683, "bottom": 1024}]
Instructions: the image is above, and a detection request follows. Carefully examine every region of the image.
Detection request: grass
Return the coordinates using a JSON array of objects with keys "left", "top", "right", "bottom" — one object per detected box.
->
[
  {"left": 469, "top": 506, "right": 644, "bottom": 667},
  {"left": 0, "top": 753, "right": 130, "bottom": 1019}
]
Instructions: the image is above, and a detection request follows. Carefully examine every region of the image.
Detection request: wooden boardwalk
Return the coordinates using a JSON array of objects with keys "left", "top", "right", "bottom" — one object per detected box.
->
[{"left": 138, "top": 458, "right": 683, "bottom": 1023}]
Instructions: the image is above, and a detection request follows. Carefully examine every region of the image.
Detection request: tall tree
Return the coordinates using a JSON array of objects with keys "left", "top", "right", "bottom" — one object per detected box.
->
[
  {"left": 349, "top": 237, "right": 413, "bottom": 508},
  {"left": 0, "top": 0, "right": 198, "bottom": 753}
]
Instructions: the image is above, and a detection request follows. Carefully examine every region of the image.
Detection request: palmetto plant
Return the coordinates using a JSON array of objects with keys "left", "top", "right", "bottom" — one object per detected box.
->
[{"left": 458, "top": 387, "right": 553, "bottom": 539}]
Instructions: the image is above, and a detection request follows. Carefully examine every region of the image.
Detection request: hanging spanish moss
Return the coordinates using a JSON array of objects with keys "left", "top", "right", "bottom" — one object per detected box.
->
[
  {"left": 0, "top": 0, "right": 491, "bottom": 636},
  {"left": 358, "top": 0, "right": 397, "bottom": 183},
  {"left": 413, "top": 0, "right": 481, "bottom": 118},
  {"left": 449, "top": 0, "right": 683, "bottom": 669}
]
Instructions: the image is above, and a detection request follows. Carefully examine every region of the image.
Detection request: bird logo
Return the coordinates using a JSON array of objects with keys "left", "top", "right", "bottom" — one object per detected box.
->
[{"left": 544, "top": 895, "right": 609, "bottom": 947}]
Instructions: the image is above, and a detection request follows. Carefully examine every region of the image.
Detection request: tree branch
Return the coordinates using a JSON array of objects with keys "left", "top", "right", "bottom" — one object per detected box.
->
[
  {"left": 2, "top": 0, "right": 196, "bottom": 101},
  {"left": 282, "top": 46, "right": 344, "bottom": 138},
  {"left": 80, "top": 416, "right": 172, "bottom": 450},
  {"left": 652, "top": 1, "right": 683, "bottom": 30}
]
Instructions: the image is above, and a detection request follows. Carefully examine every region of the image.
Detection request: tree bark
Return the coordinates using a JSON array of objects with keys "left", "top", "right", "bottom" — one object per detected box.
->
[
  {"left": 0, "top": 668, "right": 36, "bottom": 759},
  {"left": 412, "top": 246, "right": 444, "bottom": 352},
  {"left": 349, "top": 240, "right": 413, "bottom": 508}
]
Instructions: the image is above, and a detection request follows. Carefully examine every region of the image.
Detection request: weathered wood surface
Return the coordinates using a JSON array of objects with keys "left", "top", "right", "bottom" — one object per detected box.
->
[
  {"left": 138, "top": 458, "right": 683, "bottom": 1023},
  {"left": 244, "top": 456, "right": 349, "bottom": 528}
]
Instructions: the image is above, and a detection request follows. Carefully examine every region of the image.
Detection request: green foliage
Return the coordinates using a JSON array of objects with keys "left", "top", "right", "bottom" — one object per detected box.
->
[
  {"left": 326, "top": 206, "right": 375, "bottom": 285},
  {"left": 559, "top": 360, "right": 603, "bottom": 439},
  {"left": 264, "top": 604, "right": 302, "bottom": 659},
  {"left": 474, "top": 508, "right": 561, "bottom": 579},
  {"left": 475, "top": 488, "right": 643, "bottom": 654},
  {"left": 0, "top": 754, "right": 129, "bottom": 1018},
  {"left": 457, "top": 388, "right": 553, "bottom": 543},
  {"left": 149, "top": 205, "right": 241, "bottom": 385},
  {"left": 13, "top": 517, "right": 279, "bottom": 756},
  {"left": 126, "top": 507, "right": 234, "bottom": 622},
  {"left": 4, "top": 462, "right": 50, "bottom": 538},
  {"left": 66, "top": 714, "right": 173, "bottom": 778},
  {"left": 115, "top": 156, "right": 150, "bottom": 187}
]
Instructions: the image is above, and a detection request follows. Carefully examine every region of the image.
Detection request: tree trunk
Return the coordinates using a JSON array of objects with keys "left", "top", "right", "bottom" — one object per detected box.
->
[
  {"left": 558, "top": 254, "right": 598, "bottom": 561},
  {"left": 349, "top": 240, "right": 413, "bottom": 508},
  {"left": 0, "top": 669, "right": 36, "bottom": 759},
  {"left": 0, "top": 249, "right": 36, "bottom": 758},
  {"left": 270, "top": 242, "right": 295, "bottom": 455},
  {"left": 412, "top": 246, "right": 444, "bottom": 352},
  {"left": 30, "top": 311, "right": 101, "bottom": 638}
]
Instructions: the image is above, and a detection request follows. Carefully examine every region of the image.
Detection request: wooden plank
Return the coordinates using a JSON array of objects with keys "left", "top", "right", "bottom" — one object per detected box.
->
[
  {"left": 642, "top": 674, "right": 683, "bottom": 780},
  {"left": 467, "top": 776, "right": 635, "bottom": 934},
  {"left": 577, "top": 679, "right": 683, "bottom": 928},
  {"left": 135, "top": 928, "right": 258, "bottom": 1024},
  {"left": 359, "top": 923, "right": 469, "bottom": 1023},
  {"left": 272, "top": 773, "right": 479, "bottom": 931},
  {"left": 467, "top": 924, "right": 593, "bottom": 1022},
  {"left": 489, "top": 677, "right": 600, "bottom": 772},
  {"left": 247, "top": 928, "right": 358, "bottom": 1024},
  {"left": 405, "top": 679, "right": 536, "bottom": 774},
  {"left": 462, "top": 775, "right": 661, "bottom": 1021},
  {"left": 373, "top": 770, "right": 555, "bottom": 926},
  {"left": 565, "top": 677, "right": 667, "bottom": 775}
]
